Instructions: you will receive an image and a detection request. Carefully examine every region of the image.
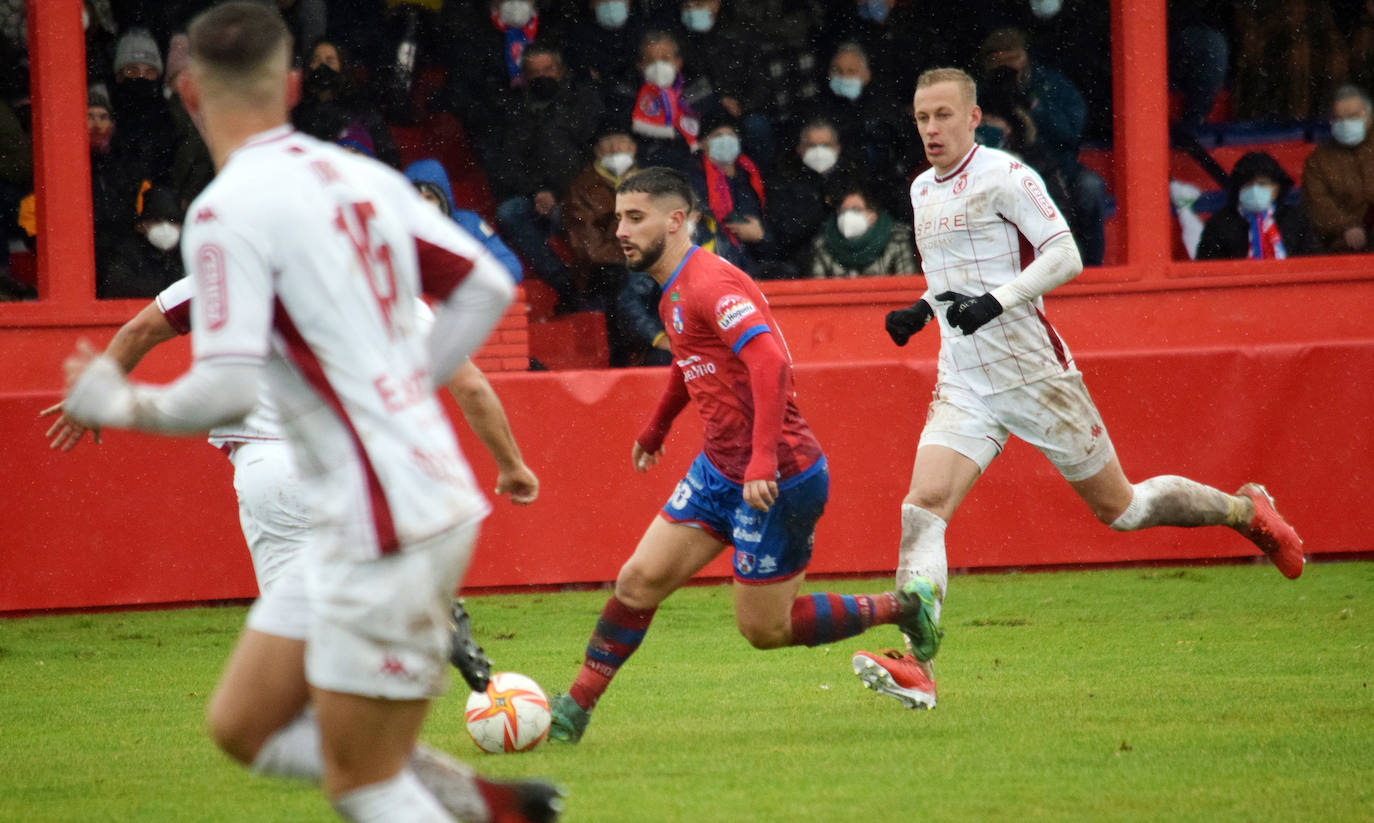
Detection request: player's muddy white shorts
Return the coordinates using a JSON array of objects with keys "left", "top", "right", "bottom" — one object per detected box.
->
[
  {"left": 227, "top": 440, "right": 311, "bottom": 594},
  {"left": 304, "top": 521, "right": 479, "bottom": 701},
  {"left": 918, "top": 369, "right": 1116, "bottom": 482}
]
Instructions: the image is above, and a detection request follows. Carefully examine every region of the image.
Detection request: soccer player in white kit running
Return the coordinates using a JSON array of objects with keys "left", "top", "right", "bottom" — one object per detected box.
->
[
  {"left": 60, "top": 5, "right": 555, "bottom": 821},
  {"left": 850, "top": 68, "right": 1306, "bottom": 712}
]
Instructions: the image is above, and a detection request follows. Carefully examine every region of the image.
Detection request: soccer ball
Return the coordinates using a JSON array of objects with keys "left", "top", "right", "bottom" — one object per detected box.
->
[{"left": 464, "top": 671, "right": 551, "bottom": 753}]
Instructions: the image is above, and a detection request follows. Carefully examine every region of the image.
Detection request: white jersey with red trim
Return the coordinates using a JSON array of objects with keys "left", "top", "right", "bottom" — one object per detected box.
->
[
  {"left": 180, "top": 126, "right": 490, "bottom": 557},
  {"left": 910, "top": 144, "right": 1076, "bottom": 395},
  {"left": 155, "top": 279, "right": 439, "bottom": 452}
]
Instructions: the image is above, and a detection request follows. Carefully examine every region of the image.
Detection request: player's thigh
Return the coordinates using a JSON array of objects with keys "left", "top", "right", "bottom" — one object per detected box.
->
[
  {"left": 231, "top": 441, "right": 312, "bottom": 593},
  {"left": 310, "top": 688, "right": 432, "bottom": 797},
  {"left": 732, "top": 573, "right": 807, "bottom": 649},
  {"left": 996, "top": 371, "right": 1118, "bottom": 485},
  {"left": 912, "top": 383, "right": 1001, "bottom": 517},
  {"left": 615, "top": 515, "right": 727, "bottom": 609},
  {"left": 206, "top": 628, "right": 309, "bottom": 763}
]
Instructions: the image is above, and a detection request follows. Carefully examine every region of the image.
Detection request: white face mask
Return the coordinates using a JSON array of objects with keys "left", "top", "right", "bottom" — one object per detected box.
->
[
  {"left": 595, "top": 0, "right": 629, "bottom": 29},
  {"left": 707, "top": 133, "right": 740, "bottom": 165},
  {"left": 801, "top": 144, "right": 839, "bottom": 174},
  {"left": 681, "top": 7, "right": 714, "bottom": 32},
  {"left": 1029, "top": 0, "right": 1062, "bottom": 19},
  {"left": 1332, "top": 116, "right": 1367, "bottom": 147},
  {"left": 644, "top": 60, "right": 677, "bottom": 88},
  {"left": 836, "top": 209, "right": 872, "bottom": 239},
  {"left": 146, "top": 221, "right": 181, "bottom": 251},
  {"left": 498, "top": 0, "right": 534, "bottom": 27},
  {"left": 599, "top": 151, "right": 634, "bottom": 177},
  {"left": 830, "top": 74, "right": 863, "bottom": 101},
  {"left": 1238, "top": 183, "right": 1276, "bottom": 214}
]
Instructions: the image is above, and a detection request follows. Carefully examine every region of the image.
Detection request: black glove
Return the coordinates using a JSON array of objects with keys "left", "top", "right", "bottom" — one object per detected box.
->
[
  {"left": 936, "top": 290, "right": 1004, "bottom": 335},
  {"left": 884, "top": 300, "right": 935, "bottom": 346}
]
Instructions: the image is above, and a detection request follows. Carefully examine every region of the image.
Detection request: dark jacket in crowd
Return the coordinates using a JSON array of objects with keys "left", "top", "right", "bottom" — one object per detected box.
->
[
  {"left": 482, "top": 80, "right": 604, "bottom": 202},
  {"left": 1197, "top": 151, "right": 1321, "bottom": 259}
]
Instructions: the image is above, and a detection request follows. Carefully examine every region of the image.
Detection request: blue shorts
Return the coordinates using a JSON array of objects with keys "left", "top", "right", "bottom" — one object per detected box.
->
[{"left": 659, "top": 453, "right": 829, "bottom": 584}]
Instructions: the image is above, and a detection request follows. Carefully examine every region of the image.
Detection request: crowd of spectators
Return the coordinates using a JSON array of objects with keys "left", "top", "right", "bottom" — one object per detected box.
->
[{"left": 3, "top": 1, "right": 1374, "bottom": 361}]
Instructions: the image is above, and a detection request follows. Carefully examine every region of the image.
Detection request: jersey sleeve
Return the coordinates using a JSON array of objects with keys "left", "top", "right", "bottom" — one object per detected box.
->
[
  {"left": 154, "top": 276, "right": 195, "bottom": 335},
  {"left": 996, "top": 163, "right": 1073, "bottom": 250},
  {"left": 702, "top": 273, "right": 773, "bottom": 355},
  {"left": 181, "top": 210, "right": 274, "bottom": 367}
]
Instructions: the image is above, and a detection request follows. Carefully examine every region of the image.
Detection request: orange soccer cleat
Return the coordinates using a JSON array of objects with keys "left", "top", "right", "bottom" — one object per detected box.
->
[
  {"left": 852, "top": 649, "right": 937, "bottom": 710},
  {"left": 1237, "top": 483, "right": 1305, "bottom": 579}
]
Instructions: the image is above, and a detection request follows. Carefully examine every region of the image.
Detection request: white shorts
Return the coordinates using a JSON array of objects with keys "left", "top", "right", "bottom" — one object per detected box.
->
[
  {"left": 228, "top": 440, "right": 312, "bottom": 594},
  {"left": 304, "top": 522, "right": 479, "bottom": 701},
  {"left": 918, "top": 370, "right": 1116, "bottom": 482}
]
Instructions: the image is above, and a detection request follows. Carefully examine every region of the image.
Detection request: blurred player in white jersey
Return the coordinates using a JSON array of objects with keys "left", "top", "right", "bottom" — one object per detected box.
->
[
  {"left": 43, "top": 277, "right": 536, "bottom": 687},
  {"left": 60, "top": 4, "right": 557, "bottom": 821},
  {"left": 851, "top": 68, "right": 1305, "bottom": 711}
]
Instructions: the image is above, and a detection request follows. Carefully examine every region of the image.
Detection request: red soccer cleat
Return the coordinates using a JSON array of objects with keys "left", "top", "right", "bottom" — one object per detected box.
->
[
  {"left": 1237, "top": 483, "right": 1304, "bottom": 579},
  {"left": 852, "top": 649, "right": 937, "bottom": 710}
]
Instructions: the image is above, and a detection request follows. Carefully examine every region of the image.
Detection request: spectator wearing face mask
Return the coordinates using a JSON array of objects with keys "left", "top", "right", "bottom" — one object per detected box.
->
[
  {"left": 806, "top": 181, "right": 915, "bottom": 278},
  {"left": 292, "top": 38, "right": 401, "bottom": 169},
  {"left": 100, "top": 184, "right": 184, "bottom": 299},
  {"left": 687, "top": 109, "right": 774, "bottom": 275},
  {"left": 451, "top": 0, "right": 547, "bottom": 148},
  {"left": 87, "top": 87, "right": 144, "bottom": 279},
  {"left": 1303, "top": 85, "right": 1374, "bottom": 253},
  {"left": 801, "top": 41, "right": 917, "bottom": 221},
  {"left": 766, "top": 119, "right": 859, "bottom": 276},
  {"left": 979, "top": 26, "right": 1107, "bottom": 265},
  {"left": 109, "top": 27, "right": 175, "bottom": 186},
  {"left": 1196, "top": 151, "right": 1319, "bottom": 261},
  {"left": 482, "top": 44, "right": 602, "bottom": 312},
  {"left": 669, "top": 0, "right": 773, "bottom": 170},
  {"left": 563, "top": 129, "right": 640, "bottom": 316},
  {"left": 630, "top": 30, "right": 700, "bottom": 172},
  {"left": 563, "top": 0, "right": 650, "bottom": 126}
]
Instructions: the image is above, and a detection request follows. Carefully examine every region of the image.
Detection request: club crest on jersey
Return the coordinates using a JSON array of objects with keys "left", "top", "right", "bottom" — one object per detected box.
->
[
  {"left": 1022, "top": 177, "right": 1058, "bottom": 219},
  {"left": 952, "top": 173, "right": 969, "bottom": 195},
  {"left": 672, "top": 304, "right": 684, "bottom": 334},
  {"left": 714, "top": 294, "right": 756, "bottom": 330}
]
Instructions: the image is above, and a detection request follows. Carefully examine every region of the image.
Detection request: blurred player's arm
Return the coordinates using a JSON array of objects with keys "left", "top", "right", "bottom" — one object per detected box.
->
[
  {"left": 444, "top": 359, "right": 538, "bottom": 504},
  {"left": 62, "top": 224, "right": 269, "bottom": 435},
  {"left": 633, "top": 362, "right": 690, "bottom": 472},
  {"left": 737, "top": 332, "right": 789, "bottom": 512},
  {"left": 41, "top": 294, "right": 183, "bottom": 450}
]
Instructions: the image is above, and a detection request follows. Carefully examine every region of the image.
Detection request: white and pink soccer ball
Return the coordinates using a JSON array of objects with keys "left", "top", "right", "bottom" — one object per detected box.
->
[{"left": 464, "top": 672, "right": 551, "bottom": 753}]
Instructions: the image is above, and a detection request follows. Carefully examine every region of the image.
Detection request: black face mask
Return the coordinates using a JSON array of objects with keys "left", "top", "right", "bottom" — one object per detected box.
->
[
  {"left": 527, "top": 76, "right": 559, "bottom": 101},
  {"left": 306, "top": 64, "right": 342, "bottom": 97},
  {"left": 113, "top": 77, "right": 161, "bottom": 106}
]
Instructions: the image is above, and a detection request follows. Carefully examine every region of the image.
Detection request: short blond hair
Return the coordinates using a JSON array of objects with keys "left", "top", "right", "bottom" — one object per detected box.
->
[
  {"left": 187, "top": 1, "right": 292, "bottom": 107},
  {"left": 916, "top": 68, "right": 977, "bottom": 106}
]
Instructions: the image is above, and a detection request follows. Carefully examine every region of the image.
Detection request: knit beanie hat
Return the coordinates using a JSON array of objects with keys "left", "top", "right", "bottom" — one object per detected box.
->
[
  {"left": 114, "top": 27, "right": 163, "bottom": 76},
  {"left": 336, "top": 121, "right": 376, "bottom": 157}
]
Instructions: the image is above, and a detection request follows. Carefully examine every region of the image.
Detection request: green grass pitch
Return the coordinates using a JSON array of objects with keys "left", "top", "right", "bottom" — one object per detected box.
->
[{"left": 1, "top": 563, "right": 1370, "bottom": 822}]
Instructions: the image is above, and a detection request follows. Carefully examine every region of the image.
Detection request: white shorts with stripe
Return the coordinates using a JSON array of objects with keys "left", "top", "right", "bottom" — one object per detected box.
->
[{"left": 918, "top": 369, "right": 1116, "bottom": 482}]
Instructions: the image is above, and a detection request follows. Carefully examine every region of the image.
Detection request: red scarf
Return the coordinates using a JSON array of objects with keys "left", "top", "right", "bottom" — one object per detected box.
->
[
  {"left": 1246, "top": 207, "right": 1287, "bottom": 260},
  {"left": 631, "top": 80, "right": 698, "bottom": 148},
  {"left": 490, "top": 10, "right": 539, "bottom": 85},
  {"left": 703, "top": 153, "right": 765, "bottom": 243}
]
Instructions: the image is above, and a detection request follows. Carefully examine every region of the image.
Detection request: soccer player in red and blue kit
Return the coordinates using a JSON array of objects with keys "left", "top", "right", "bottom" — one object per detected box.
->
[{"left": 547, "top": 167, "right": 939, "bottom": 743}]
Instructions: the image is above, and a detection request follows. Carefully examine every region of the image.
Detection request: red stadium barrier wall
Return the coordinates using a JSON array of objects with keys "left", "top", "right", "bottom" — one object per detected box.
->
[
  {"left": 3, "top": 294, "right": 1372, "bottom": 613},
  {"left": 3, "top": 0, "right": 1373, "bottom": 612}
]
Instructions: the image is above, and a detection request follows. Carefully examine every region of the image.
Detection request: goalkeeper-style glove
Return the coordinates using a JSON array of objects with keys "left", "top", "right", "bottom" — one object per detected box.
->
[
  {"left": 884, "top": 300, "right": 935, "bottom": 346},
  {"left": 936, "top": 290, "right": 1004, "bottom": 335}
]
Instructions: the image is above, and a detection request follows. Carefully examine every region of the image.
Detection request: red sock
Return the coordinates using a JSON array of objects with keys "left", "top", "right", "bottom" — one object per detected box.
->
[
  {"left": 788, "top": 592, "right": 899, "bottom": 647},
  {"left": 568, "top": 596, "right": 656, "bottom": 711}
]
